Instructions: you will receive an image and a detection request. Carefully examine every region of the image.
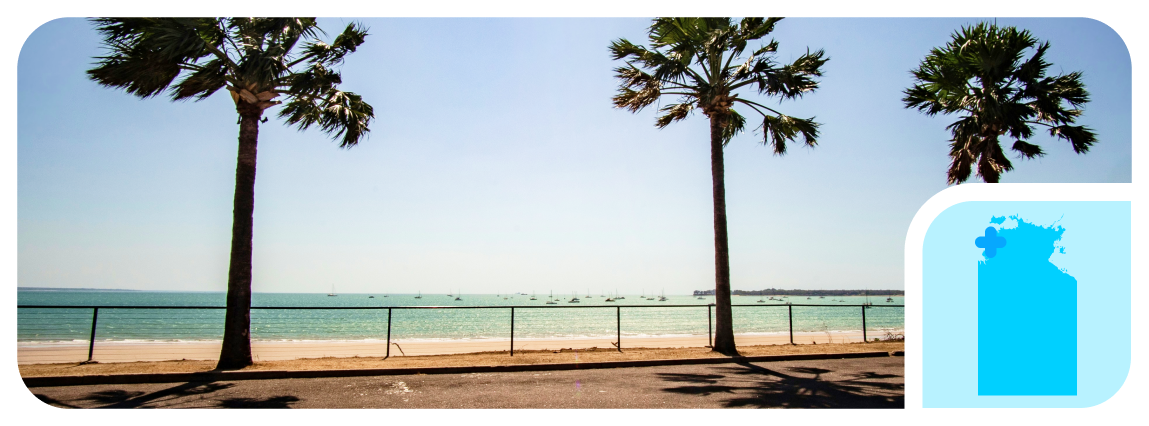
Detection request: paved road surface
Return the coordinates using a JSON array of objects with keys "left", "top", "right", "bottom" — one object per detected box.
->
[{"left": 29, "top": 357, "right": 903, "bottom": 409}]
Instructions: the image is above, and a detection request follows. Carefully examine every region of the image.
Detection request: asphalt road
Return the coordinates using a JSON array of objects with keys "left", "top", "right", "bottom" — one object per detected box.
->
[{"left": 29, "top": 357, "right": 904, "bottom": 409}]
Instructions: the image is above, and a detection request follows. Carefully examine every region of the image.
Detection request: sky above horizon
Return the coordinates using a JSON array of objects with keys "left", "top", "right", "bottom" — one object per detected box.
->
[{"left": 16, "top": 17, "right": 1132, "bottom": 294}]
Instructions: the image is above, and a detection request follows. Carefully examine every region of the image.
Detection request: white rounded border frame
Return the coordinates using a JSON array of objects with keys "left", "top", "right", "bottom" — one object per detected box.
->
[
  {"left": 904, "top": 183, "right": 1139, "bottom": 416},
  {"left": 4, "top": 0, "right": 1144, "bottom": 424}
]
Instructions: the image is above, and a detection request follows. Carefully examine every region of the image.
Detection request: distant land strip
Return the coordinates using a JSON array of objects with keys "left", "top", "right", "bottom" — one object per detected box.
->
[{"left": 694, "top": 289, "right": 905, "bottom": 296}]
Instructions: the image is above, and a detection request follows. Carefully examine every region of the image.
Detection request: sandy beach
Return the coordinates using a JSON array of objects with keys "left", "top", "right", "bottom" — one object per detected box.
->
[{"left": 17, "top": 331, "right": 874, "bottom": 364}]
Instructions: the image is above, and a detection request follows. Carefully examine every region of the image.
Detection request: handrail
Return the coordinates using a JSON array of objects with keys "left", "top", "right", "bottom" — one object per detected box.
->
[
  {"left": 17, "top": 303, "right": 904, "bottom": 362},
  {"left": 17, "top": 304, "right": 904, "bottom": 309}
]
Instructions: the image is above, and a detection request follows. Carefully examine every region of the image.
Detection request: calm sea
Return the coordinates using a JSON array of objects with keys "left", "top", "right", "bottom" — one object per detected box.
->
[{"left": 16, "top": 290, "right": 904, "bottom": 344}]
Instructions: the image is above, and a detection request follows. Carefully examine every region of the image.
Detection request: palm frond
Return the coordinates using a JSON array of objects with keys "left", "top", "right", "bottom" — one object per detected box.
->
[
  {"left": 279, "top": 89, "right": 373, "bottom": 147},
  {"left": 760, "top": 114, "right": 819, "bottom": 154},
  {"left": 172, "top": 58, "right": 229, "bottom": 101},
  {"left": 281, "top": 63, "right": 342, "bottom": 98},
  {"left": 655, "top": 101, "right": 696, "bottom": 129},
  {"left": 976, "top": 139, "right": 1013, "bottom": 183},
  {"left": 905, "top": 21, "right": 1096, "bottom": 183},
  {"left": 88, "top": 18, "right": 218, "bottom": 98},
  {"left": 721, "top": 111, "right": 746, "bottom": 145},
  {"left": 90, "top": 17, "right": 374, "bottom": 146},
  {"left": 946, "top": 137, "right": 978, "bottom": 185},
  {"left": 754, "top": 48, "right": 827, "bottom": 99},
  {"left": 1048, "top": 125, "right": 1097, "bottom": 154},
  {"left": 1010, "top": 140, "right": 1045, "bottom": 159},
  {"left": 88, "top": 46, "right": 184, "bottom": 98}
]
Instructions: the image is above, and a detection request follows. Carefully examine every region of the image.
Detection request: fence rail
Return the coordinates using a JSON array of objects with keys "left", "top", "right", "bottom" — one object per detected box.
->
[{"left": 17, "top": 303, "right": 904, "bottom": 362}]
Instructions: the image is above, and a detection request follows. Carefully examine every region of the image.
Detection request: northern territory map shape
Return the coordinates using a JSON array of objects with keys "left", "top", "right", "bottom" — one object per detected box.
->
[{"left": 978, "top": 216, "right": 1077, "bottom": 395}]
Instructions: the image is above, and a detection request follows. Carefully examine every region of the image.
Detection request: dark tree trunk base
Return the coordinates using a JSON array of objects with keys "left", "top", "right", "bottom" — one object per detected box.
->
[{"left": 711, "top": 346, "right": 740, "bottom": 357}]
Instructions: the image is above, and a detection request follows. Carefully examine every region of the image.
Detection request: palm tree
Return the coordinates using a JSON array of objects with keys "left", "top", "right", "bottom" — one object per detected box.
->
[
  {"left": 609, "top": 18, "right": 827, "bottom": 356},
  {"left": 87, "top": 18, "right": 375, "bottom": 369},
  {"left": 903, "top": 22, "right": 1096, "bottom": 184}
]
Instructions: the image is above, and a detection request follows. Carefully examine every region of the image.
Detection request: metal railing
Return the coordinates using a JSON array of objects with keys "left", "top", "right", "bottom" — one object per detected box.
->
[{"left": 16, "top": 303, "right": 904, "bottom": 362}]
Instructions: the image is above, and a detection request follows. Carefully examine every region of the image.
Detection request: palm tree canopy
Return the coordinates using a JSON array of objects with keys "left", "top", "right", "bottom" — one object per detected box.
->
[
  {"left": 903, "top": 22, "right": 1096, "bottom": 184},
  {"left": 87, "top": 18, "right": 373, "bottom": 147},
  {"left": 609, "top": 17, "right": 828, "bottom": 153}
]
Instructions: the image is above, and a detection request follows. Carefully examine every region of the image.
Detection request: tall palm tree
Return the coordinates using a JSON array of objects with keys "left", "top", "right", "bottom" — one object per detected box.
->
[
  {"left": 87, "top": 18, "right": 375, "bottom": 369},
  {"left": 610, "top": 18, "right": 827, "bottom": 356},
  {"left": 903, "top": 22, "right": 1096, "bottom": 184}
]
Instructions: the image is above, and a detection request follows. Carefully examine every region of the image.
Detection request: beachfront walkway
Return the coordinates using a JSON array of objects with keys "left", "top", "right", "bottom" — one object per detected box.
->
[{"left": 28, "top": 357, "right": 903, "bottom": 408}]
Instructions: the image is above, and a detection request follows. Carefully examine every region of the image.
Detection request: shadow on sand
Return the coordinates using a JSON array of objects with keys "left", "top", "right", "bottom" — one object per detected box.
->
[{"left": 657, "top": 362, "right": 903, "bottom": 408}]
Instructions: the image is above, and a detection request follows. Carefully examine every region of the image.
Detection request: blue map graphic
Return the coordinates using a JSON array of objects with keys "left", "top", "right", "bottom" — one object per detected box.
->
[{"left": 978, "top": 215, "right": 1077, "bottom": 395}]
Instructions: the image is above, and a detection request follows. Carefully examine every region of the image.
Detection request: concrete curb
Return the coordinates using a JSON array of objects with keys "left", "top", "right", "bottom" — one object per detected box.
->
[{"left": 24, "top": 351, "right": 894, "bottom": 388}]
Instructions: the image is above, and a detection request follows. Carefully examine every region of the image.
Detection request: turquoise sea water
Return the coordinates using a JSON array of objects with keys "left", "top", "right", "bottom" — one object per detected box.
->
[{"left": 17, "top": 290, "right": 903, "bottom": 344}]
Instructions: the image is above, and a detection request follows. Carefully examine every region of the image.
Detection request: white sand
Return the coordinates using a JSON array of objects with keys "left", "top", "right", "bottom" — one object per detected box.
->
[{"left": 16, "top": 331, "right": 869, "bottom": 364}]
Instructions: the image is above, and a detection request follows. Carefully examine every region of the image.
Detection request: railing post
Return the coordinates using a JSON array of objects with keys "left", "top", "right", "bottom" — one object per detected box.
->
[
  {"left": 616, "top": 306, "right": 621, "bottom": 352},
  {"left": 788, "top": 305, "right": 794, "bottom": 345},
  {"left": 510, "top": 307, "right": 515, "bottom": 356},
  {"left": 86, "top": 307, "right": 99, "bottom": 363},
  {"left": 862, "top": 305, "right": 867, "bottom": 343},
  {"left": 385, "top": 308, "right": 392, "bottom": 359},
  {"left": 708, "top": 304, "right": 713, "bottom": 348}
]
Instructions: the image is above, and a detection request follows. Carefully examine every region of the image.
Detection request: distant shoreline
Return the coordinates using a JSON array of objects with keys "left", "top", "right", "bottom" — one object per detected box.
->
[
  {"left": 695, "top": 289, "right": 906, "bottom": 297},
  {"left": 17, "top": 287, "right": 143, "bottom": 292},
  {"left": 19, "top": 287, "right": 907, "bottom": 296}
]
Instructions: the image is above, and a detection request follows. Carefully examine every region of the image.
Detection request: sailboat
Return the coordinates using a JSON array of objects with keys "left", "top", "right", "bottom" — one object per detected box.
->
[
  {"left": 530, "top": 292, "right": 537, "bottom": 301},
  {"left": 569, "top": 292, "right": 580, "bottom": 303},
  {"left": 454, "top": 290, "right": 461, "bottom": 301},
  {"left": 415, "top": 291, "right": 422, "bottom": 299},
  {"left": 328, "top": 284, "right": 337, "bottom": 297},
  {"left": 615, "top": 289, "right": 624, "bottom": 300},
  {"left": 658, "top": 289, "right": 667, "bottom": 302}
]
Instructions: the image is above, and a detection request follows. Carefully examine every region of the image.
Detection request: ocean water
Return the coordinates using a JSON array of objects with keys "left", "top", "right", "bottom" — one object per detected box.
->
[{"left": 16, "top": 290, "right": 904, "bottom": 344}]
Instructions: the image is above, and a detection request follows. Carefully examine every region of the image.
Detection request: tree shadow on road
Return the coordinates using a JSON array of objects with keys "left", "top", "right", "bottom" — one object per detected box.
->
[
  {"left": 216, "top": 395, "right": 300, "bottom": 408},
  {"left": 656, "top": 373, "right": 726, "bottom": 384},
  {"left": 35, "top": 381, "right": 303, "bottom": 409},
  {"left": 45, "top": 381, "right": 237, "bottom": 408},
  {"left": 658, "top": 362, "right": 903, "bottom": 408},
  {"left": 34, "top": 394, "right": 80, "bottom": 409}
]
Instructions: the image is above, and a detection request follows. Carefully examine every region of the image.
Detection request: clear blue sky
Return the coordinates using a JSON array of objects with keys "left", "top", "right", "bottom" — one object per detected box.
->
[{"left": 16, "top": 18, "right": 1131, "bottom": 294}]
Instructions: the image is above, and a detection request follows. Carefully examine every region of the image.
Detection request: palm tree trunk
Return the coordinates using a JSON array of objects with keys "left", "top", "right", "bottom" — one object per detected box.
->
[
  {"left": 709, "top": 115, "right": 738, "bottom": 356},
  {"left": 217, "top": 104, "right": 262, "bottom": 370}
]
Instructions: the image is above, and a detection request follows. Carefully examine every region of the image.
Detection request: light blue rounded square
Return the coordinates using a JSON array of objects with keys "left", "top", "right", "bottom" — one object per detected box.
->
[{"left": 922, "top": 201, "right": 1130, "bottom": 408}]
